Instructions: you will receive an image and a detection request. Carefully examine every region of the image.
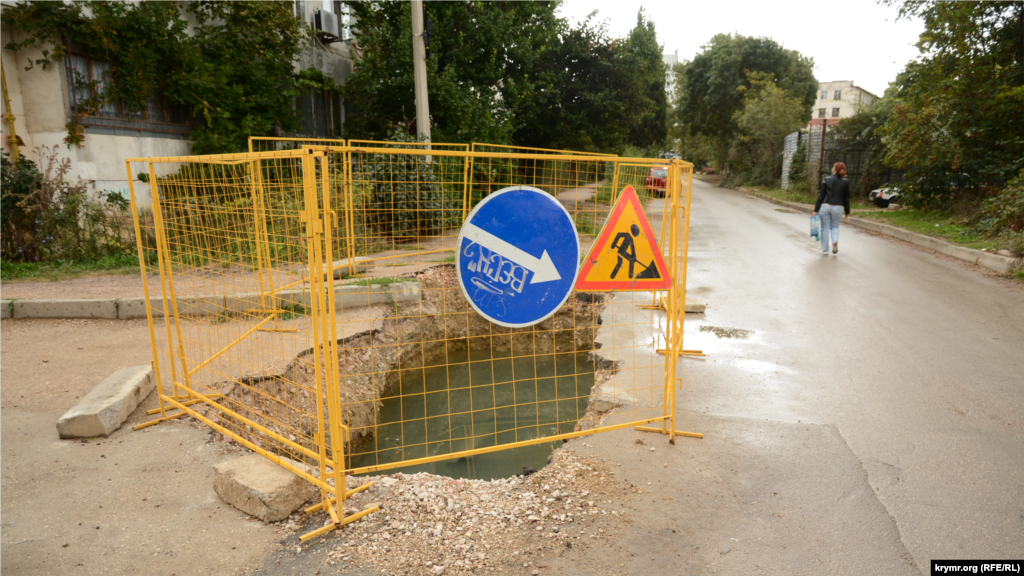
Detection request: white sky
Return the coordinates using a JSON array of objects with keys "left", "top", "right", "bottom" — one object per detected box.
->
[{"left": 557, "top": 0, "right": 925, "bottom": 97}]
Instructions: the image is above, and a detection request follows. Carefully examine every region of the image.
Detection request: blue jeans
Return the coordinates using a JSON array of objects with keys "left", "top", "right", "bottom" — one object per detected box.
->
[{"left": 819, "top": 204, "right": 844, "bottom": 251}]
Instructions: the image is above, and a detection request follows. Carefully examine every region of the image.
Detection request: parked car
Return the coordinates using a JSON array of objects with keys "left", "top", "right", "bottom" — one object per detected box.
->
[
  {"left": 645, "top": 166, "right": 669, "bottom": 197},
  {"left": 869, "top": 187, "right": 900, "bottom": 208}
]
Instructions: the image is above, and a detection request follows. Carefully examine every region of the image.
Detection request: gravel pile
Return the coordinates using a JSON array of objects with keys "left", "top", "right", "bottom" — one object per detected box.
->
[{"left": 320, "top": 449, "right": 641, "bottom": 575}]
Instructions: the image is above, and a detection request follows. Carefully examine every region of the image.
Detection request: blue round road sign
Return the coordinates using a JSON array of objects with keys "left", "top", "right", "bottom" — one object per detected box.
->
[{"left": 456, "top": 185, "right": 580, "bottom": 328}]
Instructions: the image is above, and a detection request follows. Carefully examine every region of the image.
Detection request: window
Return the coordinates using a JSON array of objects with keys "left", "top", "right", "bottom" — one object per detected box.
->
[
  {"left": 832, "top": 107, "right": 840, "bottom": 117},
  {"left": 295, "top": 0, "right": 306, "bottom": 23},
  {"left": 818, "top": 108, "right": 826, "bottom": 118},
  {"left": 333, "top": 1, "right": 352, "bottom": 41},
  {"left": 821, "top": 90, "right": 828, "bottom": 100},
  {"left": 65, "top": 44, "right": 192, "bottom": 136},
  {"left": 834, "top": 90, "right": 842, "bottom": 99}
]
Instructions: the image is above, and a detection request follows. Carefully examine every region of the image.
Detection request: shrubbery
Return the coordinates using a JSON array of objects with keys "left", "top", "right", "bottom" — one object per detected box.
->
[{"left": 1, "top": 147, "right": 138, "bottom": 264}]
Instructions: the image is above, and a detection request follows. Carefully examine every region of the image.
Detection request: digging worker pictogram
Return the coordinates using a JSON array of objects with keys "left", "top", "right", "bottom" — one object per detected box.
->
[{"left": 610, "top": 224, "right": 642, "bottom": 279}]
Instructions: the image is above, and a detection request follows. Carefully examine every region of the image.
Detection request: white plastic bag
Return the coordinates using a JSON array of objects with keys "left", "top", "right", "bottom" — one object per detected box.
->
[{"left": 810, "top": 214, "right": 820, "bottom": 240}]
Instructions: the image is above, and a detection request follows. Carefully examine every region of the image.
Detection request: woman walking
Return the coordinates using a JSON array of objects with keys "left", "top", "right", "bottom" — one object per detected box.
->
[{"left": 813, "top": 162, "right": 851, "bottom": 255}]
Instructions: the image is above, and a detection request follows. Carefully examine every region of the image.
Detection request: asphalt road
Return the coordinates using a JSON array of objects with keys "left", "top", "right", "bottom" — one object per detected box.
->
[{"left": 561, "top": 178, "right": 1024, "bottom": 575}]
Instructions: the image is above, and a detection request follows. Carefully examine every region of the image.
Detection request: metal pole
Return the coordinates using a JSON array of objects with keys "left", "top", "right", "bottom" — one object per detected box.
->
[
  {"left": 1, "top": 59, "right": 21, "bottom": 160},
  {"left": 411, "top": 0, "right": 431, "bottom": 152},
  {"left": 818, "top": 119, "right": 828, "bottom": 185}
]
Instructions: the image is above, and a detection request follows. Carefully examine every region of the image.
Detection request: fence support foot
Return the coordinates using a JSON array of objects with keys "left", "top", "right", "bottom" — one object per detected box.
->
[
  {"left": 299, "top": 504, "right": 380, "bottom": 543},
  {"left": 635, "top": 425, "right": 703, "bottom": 439}
]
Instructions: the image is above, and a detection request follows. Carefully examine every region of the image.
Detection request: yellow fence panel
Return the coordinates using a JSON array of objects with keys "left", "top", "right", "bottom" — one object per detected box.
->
[{"left": 128, "top": 143, "right": 695, "bottom": 541}]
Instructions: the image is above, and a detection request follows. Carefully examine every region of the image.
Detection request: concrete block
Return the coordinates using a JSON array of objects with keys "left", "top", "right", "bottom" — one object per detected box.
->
[
  {"left": 56, "top": 365, "right": 155, "bottom": 438},
  {"left": 117, "top": 297, "right": 158, "bottom": 319},
  {"left": 14, "top": 298, "right": 117, "bottom": 319},
  {"left": 328, "top": 256, "right": 372, "bottom": 280},
  {"left": 119, "top": 296, "right": 223, "bottom": 319},
  {"left": 1, "top": 300, "right": 11, "bottom": 319},
  {"left": 336, "top": 282, "right": 420, "bottom": 310},
  {"left": 213, "top": 455, "right": 317, "bottom": 522},
  {"left": 848, "top": 218, "right": 883, "bottom": 233},
  {"left": 224, "top": 292, "right": 269, "bottom": 316},
  {"left": 950, "top": 247, "right": 980, "bottom": 265},
  {"left": 685, "top": 300, "right": 707, "bottom": 314},
  {"left": 978, "top": 253, "right": 1014, "bottom": 274}
]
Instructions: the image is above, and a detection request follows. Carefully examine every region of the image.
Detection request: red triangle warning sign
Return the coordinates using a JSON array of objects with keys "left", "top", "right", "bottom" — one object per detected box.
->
[{"left": 575, "top": 186, "right": 672, "bottom": 291}]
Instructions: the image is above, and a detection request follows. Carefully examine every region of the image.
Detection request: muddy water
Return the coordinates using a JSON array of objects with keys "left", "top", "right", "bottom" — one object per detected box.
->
[{"left": 349, "top": 347, "right": 596, "bottom": 480}]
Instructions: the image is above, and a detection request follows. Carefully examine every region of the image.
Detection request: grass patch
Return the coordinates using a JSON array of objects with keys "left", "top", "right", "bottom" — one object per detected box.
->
[
  {"left": 574, "top": 213, "right": 602, "bottom": 237},
  {"left": 746, "top": 186, "right": 818, "bottom": 205},
  {"left": 856, "top": 209, "right": 1000, "bottom": 251},
  {"left": 342, "top": 276, "right": 415, "bottom": 287},
  {"left": 1, "top": 254, "right": 141, "bottom": 281}
]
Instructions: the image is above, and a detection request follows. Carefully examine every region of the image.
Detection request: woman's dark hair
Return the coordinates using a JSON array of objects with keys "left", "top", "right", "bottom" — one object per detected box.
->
[{"left": 834, "top": 162, "right": 847, "bottom": 177}]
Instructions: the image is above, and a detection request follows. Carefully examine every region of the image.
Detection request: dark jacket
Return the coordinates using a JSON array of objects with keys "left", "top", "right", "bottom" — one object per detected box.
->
[{"left": 815, "top": 173, "right": 851, "bottom": 215}]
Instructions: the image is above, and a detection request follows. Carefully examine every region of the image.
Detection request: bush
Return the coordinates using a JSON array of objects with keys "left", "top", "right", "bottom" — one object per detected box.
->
[
  {"left": 972, "top": 171, "right": 1024, "bottom": 236},
  {"left": 360, "top": 146, "right": 457, "bottom": 239},
  {"left": 0, "top": 146, "right": 137, "bottom": 264}
]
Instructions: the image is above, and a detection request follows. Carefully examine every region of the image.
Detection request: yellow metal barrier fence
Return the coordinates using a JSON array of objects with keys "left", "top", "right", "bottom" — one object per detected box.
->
[{"left": 127, "top": 144, "right": 694, "bottom": 541}]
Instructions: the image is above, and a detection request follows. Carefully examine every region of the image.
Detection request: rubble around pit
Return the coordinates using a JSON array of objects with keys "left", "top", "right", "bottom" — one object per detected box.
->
[{"left": 316, "top": 449, "right": 641, "bottom": 574}]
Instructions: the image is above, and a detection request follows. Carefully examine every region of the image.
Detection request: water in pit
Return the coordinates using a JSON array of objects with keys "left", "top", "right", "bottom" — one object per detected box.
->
[{"left": 348, "top": 347, "right": 596, "bottom": 480}]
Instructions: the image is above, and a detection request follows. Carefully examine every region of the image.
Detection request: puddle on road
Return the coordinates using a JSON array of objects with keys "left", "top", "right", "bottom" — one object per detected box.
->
[{"left": 699, "top": 326, "right": 753, "bottom": 339}]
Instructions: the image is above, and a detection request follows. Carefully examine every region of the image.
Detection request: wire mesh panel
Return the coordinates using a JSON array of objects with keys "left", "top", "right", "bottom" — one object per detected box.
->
[{"left": 128, "top": 144, "right": 695, "bottom": 540}]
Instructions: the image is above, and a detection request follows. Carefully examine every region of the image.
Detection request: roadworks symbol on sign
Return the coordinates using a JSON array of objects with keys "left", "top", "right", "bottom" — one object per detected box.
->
[{"left": 575, "top": 185, "right": 672, "bottom": 292}]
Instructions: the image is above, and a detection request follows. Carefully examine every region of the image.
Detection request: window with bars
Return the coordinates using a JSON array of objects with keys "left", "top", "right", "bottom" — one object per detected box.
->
[
  {"left": 832, "top": 107, "right": 840, "bottom": 117},
  {"left": 818, "top": 108, "right": 826, "bottom": 118},
  {"left": 65, "top": 45, "right": 193, "bottom": 136}
]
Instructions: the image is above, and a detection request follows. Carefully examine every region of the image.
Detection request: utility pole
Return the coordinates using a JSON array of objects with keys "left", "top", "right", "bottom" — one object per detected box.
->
[
  {"left": 0, "top": 47, "right": 20, "bottom": 161},
  {"left": 411, "top": 0, "right": 431, "bottom": 152}
]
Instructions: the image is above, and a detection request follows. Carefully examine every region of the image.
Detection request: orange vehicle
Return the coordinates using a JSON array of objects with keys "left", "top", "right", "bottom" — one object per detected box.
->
[{"left": 645, "top": 166, "right": 669, "bottom": 197}]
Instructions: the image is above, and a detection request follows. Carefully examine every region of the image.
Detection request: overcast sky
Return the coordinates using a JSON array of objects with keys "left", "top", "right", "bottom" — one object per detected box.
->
[{"left": 557, "top": 0, "right": 925, "bottom": 97}]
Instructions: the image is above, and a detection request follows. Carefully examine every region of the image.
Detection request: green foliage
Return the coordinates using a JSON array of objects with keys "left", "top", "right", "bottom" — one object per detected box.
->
[
  {"left": 0, "top": 152, "right": 42, "bottom": 260},
  {"left": 675, "top": 34, "right": 817, "bottom": 171},
  {"left": 344, "top": 3, "right": 668, "bottom": 154},
  {"left": 356, "top": 132, "right": 460, "bottom": 239},
  {"left": 344, "top": 1, "right": 548, "bottom": 143},
  {"left": 4, "top": 0, "right": 305, "bottom": 154},
  {"left": 730, "top": 72, "right": 808, "bottom": 186},
  {"left": 880, "top": 1, "right": 1024, "bottom": 208},
  {"left": 0, "top": 147, "right": 139, "bottom": 264},
  {"left": 517, "top": 10, "right": 668, "bottom": 153},
  {"left": 972, "top": 171, "right": 1024, "bottom": 248},
  {"left": 0, "top": 253, "right": 142, "bottom": 281}
]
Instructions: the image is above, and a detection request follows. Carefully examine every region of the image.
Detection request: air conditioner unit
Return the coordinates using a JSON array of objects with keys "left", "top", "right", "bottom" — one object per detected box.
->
[{"left": 313, "top": 9, "right": 340, "bottom": 43}]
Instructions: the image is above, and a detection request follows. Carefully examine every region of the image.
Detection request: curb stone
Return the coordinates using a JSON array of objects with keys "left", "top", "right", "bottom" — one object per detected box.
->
[
  {"left": 747, "top": 192, "right": 1020, "bottom": 275},
  {"left": 56, "top": 365, "right": 155, "bottom": 438},
  {"left": 2, "top": 281, "right": 423, "bottom": 321}
]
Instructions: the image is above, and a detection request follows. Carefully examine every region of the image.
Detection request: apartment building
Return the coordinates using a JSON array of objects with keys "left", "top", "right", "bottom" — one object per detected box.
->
[{"left": 809, "top": 80, "right": 878, "bottom": 127}]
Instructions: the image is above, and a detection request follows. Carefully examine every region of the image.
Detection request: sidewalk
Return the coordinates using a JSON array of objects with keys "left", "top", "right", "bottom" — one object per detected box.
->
[{"left": 744, "top": 191, "right": 1020, "bottom": 275}]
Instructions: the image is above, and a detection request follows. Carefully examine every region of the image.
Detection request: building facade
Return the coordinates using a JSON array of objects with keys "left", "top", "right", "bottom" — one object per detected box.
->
[
  {"left": 1, "top": 0, "right": 352, "bottom": 206},
  {"left": 808, "top": 80, "right": 878, "bottom": 127}
]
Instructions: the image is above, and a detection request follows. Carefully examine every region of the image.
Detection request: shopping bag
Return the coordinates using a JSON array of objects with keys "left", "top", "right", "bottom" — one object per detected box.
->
[{"left": 810, "top": 214, "right": 820, "bottom": 240}]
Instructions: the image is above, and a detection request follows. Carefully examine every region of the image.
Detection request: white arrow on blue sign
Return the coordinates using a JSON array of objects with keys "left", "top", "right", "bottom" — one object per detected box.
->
[{"left": 456, "top": 185, "right": 580, "bottom": 328}]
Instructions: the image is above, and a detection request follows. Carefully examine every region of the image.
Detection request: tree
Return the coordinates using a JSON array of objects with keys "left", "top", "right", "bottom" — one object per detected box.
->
[
  {"left": 880, "top": 1, "right": 1024, "bottom": 208},
  {"left": 731, "top": 72, "right": 808, "bottom": 185},
  {"left": 674, "top": 34, "right": 817, "bottom": 170},
  {"left": 182, "top": 1, "right": 306, "bottom": 154},
  {"left": 513, "top": 10, "right": 668, "bottom": 153},
  {"left": 343, "top": 1, "right": 561, "bottom": 144},
  {"left": 344, "top": 3, "right": 668, "bottom": 154}
]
